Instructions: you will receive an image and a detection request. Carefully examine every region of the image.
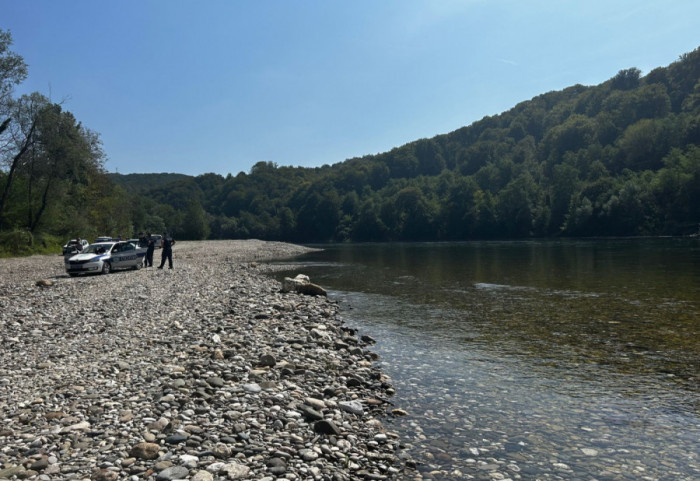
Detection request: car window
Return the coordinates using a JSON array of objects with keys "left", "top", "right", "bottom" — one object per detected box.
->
[
  {"left": 122, "top": 243, "right": 134, "bottom": 251},
  {"left": 84, "top": 243, "right": 108, "bottom": 254}
]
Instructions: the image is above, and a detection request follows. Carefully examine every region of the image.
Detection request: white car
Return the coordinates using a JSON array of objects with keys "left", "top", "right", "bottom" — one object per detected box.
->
[
  {"left": 65, "top": 241, "right": 146, "bottom": 276},
  {"left": 62, "top": 238, "right": 89, "bottom": 255},
  {"left": 150, "top": 234, "right": 163, "bottom": 248}
]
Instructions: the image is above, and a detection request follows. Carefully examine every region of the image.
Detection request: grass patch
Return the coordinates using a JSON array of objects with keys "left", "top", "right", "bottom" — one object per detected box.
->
[{"left": 0, "top": 230, "right": 63, "bottom": 257}]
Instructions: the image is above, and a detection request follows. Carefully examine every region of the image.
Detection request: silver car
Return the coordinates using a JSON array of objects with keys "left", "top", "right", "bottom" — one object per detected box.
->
[
  {"left": 65, "top": 241, "right": 146, "bottom": 276},
  {"left": 62, "top": 238, "right": 89, "bottom": 255}
]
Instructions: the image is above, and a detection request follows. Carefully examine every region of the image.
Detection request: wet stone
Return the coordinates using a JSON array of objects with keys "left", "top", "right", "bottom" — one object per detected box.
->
[{"left": 165, "top": 434, "right": 188, "bottom": 444}]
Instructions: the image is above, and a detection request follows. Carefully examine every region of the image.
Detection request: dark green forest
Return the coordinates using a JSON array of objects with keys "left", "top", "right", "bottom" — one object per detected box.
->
[
  {"left": 2, "top": 26, "right": 700, "bottom": 253},
  {"left": 111, "top": 47, "right": 700, "bottom": 243}
]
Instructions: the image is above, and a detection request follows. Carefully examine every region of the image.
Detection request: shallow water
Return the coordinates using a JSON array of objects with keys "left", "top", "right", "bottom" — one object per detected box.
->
[{"left": 272, "top": 239, "right": 700, "bottom": 480}]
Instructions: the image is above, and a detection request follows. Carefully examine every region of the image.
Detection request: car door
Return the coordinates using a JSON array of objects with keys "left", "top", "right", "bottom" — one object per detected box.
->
[
  {"left": 119, "top": 242, "right": 137, "bottom": 268},
  {"left": 109, "top": 243, "right": 125, "bottom": 269}
]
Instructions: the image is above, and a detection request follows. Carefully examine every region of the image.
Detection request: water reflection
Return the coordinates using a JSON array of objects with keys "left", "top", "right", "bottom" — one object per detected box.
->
[{"left": 271, "top": 239, "right": 700, "bottom": 479}]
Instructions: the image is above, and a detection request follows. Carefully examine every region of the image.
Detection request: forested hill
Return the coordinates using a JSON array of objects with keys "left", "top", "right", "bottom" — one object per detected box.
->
[
  {"left": 107, "top": 173, "right": 191, "bottom": 194},
  {"left": 114, "top": 47, "right": 700, "bottom": 242}
]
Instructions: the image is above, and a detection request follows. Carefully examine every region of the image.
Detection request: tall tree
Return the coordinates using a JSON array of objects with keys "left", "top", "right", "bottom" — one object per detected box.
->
[
  {"left": 0, "top": 30, "right": 28, "bottom": 136},
  {"left": 0, "top": 93, "right": 43, "bottom": 228},
  {"left": 25, "top": 103, "right": 105, "bottom": 232},
  {"left": 180, "top": 199, "right": 210, "bottom": 240}
]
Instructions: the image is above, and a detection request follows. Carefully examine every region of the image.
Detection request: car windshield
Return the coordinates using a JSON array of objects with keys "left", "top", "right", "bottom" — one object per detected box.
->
[{"left": 84, "top": 243, "right": 112, "bottom": 254}]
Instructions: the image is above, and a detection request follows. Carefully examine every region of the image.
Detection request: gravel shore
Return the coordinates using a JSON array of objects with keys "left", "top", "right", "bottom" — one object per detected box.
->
[{"left": 0, "top": 240, "right": 417, "bottom": 481}]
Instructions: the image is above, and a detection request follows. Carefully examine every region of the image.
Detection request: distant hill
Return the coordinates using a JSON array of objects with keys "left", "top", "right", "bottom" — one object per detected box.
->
[
  {"left": 110, "top": 46, "right": 700, "bottom": 241},
  {"left": 107, "top": 173, "right": 191, "bottom": 194}
]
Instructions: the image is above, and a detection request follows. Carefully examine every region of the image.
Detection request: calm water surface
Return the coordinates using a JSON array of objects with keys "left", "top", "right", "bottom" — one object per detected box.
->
[{"left": 272, "top": 239, "right": 699, "bottom": 480}]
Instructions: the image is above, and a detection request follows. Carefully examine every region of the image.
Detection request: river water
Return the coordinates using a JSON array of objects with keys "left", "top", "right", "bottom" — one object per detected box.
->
[{"left": 271, "top": 239, "right": 699, "bottom": 480}]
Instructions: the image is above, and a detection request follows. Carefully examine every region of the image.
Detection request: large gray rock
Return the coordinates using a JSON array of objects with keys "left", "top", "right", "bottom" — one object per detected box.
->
[
  {"left": 191, "top": 471, "right": 214, "bottom": 481},
  {"left": 220, "top": 462, "right": 251, "bottom": 479},
  {"left": 339, "top": 400, "right": 364, "bottom": 416},
  {"left": 130, "top": 442, "right": 160, "bottom": 460},
  {"left": 156, "top": 466, "right": 190, "bottom": 481},
  {"left": 281, "top": 274, "right": 327, "bottom": 296}
]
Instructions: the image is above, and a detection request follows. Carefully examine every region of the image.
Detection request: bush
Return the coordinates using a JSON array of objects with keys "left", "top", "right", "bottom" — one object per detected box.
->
[
  {"left": 32, "top": 233, "right": 63, "bottom": 255},
  {"left": 0, "top": 229, "right": 34, "bottom": 257},
  {"left": 0, "top": 230, "right": 62, "bottom": 257}
]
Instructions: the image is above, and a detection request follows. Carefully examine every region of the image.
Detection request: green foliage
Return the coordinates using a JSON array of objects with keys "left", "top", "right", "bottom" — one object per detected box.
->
[
  {"left": 107, "top": 173, "right": 191, "bottom": 193},
  {"left": 0, "top": 30, "right": 27, "bottom": 105},
  {"left": 179, "top": 200, "right": 210, "bottom": 240},
  {"left": 4, "top": 38, "right": 700, "bottom": 250},
  {"left": 106, "top": 45, "right": 700, "bottom": 243},
  {"left": 0, "top": 228, "right": 32, "bottom": 256}
]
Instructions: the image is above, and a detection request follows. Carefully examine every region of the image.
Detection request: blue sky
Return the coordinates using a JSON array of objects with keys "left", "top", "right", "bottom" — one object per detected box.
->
[{"left": 3, "top": 0, "right": 699, "bottom": 176}]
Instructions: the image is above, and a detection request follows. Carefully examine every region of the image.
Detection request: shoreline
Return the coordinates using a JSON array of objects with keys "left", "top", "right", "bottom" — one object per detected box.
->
[{"left": 0, "top": 240, "right": 418, "bottom": 480}]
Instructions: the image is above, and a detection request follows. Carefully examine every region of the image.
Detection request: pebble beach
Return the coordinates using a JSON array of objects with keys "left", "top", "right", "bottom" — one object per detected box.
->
[{"left": 0, "top": 240, "right": 418, "bottom": 481}]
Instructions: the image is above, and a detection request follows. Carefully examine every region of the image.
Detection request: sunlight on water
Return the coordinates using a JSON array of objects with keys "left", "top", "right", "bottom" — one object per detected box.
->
[{"left": 272, "top": 240, "right": 700, "bottom": 480}]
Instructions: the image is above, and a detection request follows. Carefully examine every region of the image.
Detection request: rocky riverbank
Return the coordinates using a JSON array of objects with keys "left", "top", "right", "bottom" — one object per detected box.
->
[{"left": 0, "top": 240, "right": 418, "bottom": 481}]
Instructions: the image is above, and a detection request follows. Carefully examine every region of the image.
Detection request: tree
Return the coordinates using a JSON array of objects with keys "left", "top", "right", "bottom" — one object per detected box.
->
[
  {"left": 497, "top": 174, "right": 538, "bottom": 237},
  {"left": 27, "top": 103, "right": 105, "bottom": 232},
  {"left": 443, "top": 176, "right": 479, "bottom": 239},
  {"left": 542, "top": 114, "right": 596, "bottom": 162},
  {"left": 0, "top": 30, "right": 28, "bottom": 135},
  {"left": 351, "top": 198, "right": 388, "bottom": 241},
  {"left": 414, "top": 138, "right": 446, "bottom": 175},
  {"left": 0, "top": 31, "right": 30, "bottom": 230},
  {"left": 393, "top": 187, "right": 437, "bottom": 240},
  {"left": 0, "top": 94, "right": 108, "bottom": 236},
  {"left": 653, "top": 146, "right": 700, "bottom": 233},
  {"left": 385, "top": 148, "right": 418, "bottom": 179},
  {"left": 0, "top": 93, "right": 43, "bottom": 228},
  {"left": 295, "top": 190, "right": 340, "bottom": 241},
  {"left": 563, "top": 195, "right": 594, "bottom": 235},
  {"left": 611, "top": 68, "right": 641, "bottom": 91},
  {"left": 180, "top": 199, "right": 210, "bottom": 240},
  {"left": 549, "top": 164, "right": 580, "bottom": 232},
  {"left": 471, "top": 189, "right": 498, "bottom": 238},
  {"left": 601, "top": 175, "right": 655, "bottom": 235}
]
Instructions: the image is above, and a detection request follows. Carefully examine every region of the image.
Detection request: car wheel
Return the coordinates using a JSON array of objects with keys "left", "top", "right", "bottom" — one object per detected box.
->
[
  {"left": 133, "top": 263, "right": 142, "bottom": 270},
  {"left": 101, "top": 262, "right": 111, "bottom": 274}
]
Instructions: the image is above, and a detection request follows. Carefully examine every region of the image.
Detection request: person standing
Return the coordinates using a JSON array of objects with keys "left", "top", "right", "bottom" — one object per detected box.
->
[
  {"left": 145, "top": 232, "right": 155, "bottom": 267},
  {"left": 158, "top": 232, "right": 175, "bottom": 269}
]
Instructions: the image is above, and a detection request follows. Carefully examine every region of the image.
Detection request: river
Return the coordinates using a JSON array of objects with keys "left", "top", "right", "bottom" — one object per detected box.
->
[{"left": 271, "top": 239, "right": 699, "bottom": 480}]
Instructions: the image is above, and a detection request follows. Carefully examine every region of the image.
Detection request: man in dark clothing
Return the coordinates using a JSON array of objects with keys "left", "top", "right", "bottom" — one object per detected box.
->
[
  {"left": 158, "top": 232, "right": 175, "bottom": 269},
  {"left": 145, "top": 232, "right": 155, "bottom": 267}
]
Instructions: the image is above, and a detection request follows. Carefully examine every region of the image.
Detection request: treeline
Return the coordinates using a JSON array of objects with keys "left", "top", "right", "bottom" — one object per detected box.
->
[
  {"left": 2, "top": 28, "right": 700, "bottom": 253},
  {"left": 0, "top": 30, "right": 132, "bottom": 255},
  {"left": 112, "top": 47, "right": 700, "bottom": 242}
]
